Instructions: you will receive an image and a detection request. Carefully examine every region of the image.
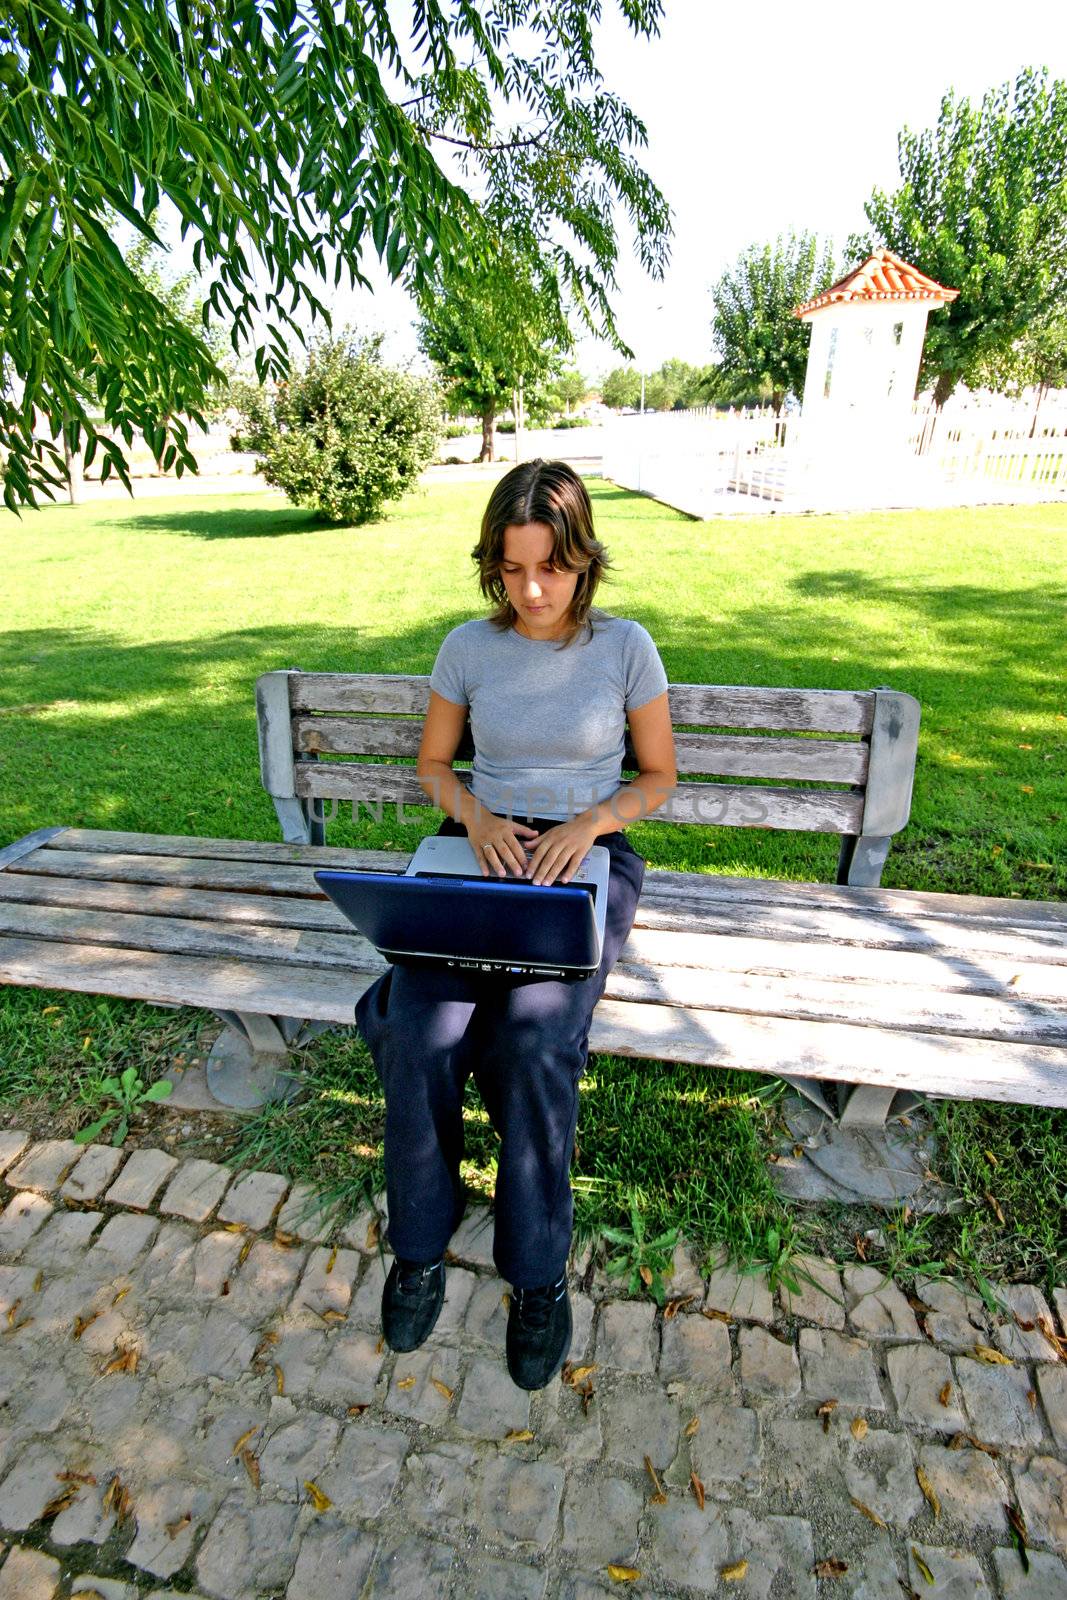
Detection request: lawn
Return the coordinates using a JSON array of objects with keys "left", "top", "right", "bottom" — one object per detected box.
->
[{"left": 2, "top": 482, "right": 1065, "bottom": 1297}]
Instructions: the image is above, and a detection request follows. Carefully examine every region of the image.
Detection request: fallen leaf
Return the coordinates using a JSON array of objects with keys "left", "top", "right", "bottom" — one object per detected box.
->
[
  {"left": 274, "top": 1364, "right": 285, "bottom": 1395},
  {"left": 395, "top": 1375, "right": 417, "bottom": 1390},
  {"left": 814, "top": 1558, "right": 849, "bottom": 1577},
  {"left": 1020, "top": 785, "right": 1033, "bottom": 794},
  {"left": 112, "top": 1285, "right": 131, "bottom": 1304},
  {"left": 850, "top": 1417, "right": 868, "bottom": 1441},
  {"left": 304, "top": 1480, "right": 332, "bottom": 1512},
  {"left": 238, "top": 1237, "right": 254, "bottom": 1265},
  {"left": 911, "top": 1547, "right": 935, "bottom": 1584},
  {"left": 644, "top": 1455, "right": 666, "bottom": 1502},
  {"left": 274, "top": 1230, "right": 298, "bottom": 1247},
  {"left": 817, "top": 1398, "right": 838, "bottom": 1433},
  {"left": 347, "top": 1404, "right": 368, "bottom": 1417},
  {"left": 317, "top": 1308, "right": 346, "bottom": 1323},
  {"left": 221, "top": 1221, "right": 245, "bottom": 1233},
  {"left": 325, "top": 1245, "right": 338, "bottom": 1274},
  {"left": 365, "top": 1217, "right": 380, "bottom": 1250},
  {"left": 503, "top": 1429, "right": 535, "bottom": 1443},
  {"left": 639, "top": 1265, "right": 653, "bottom": 1287},
  {"left": 57, "top": 1470, "right": 97, "bottom": 1486},
  {"left": 165, "top": 1512, "right": 191, "bottom": 1539},
  {"left": 854, "top": 1235, "right": 868, "bottom": 1261},
  {"left": 73, "top": 1310, "right": 102, "bottom": 1339},
  {"left": 947, "top": 1432, "right": 999, "bottom": 1455},
  {"left": 240, "top": 1449, "right": 260, "bottom": 1489},
  {"left": 231, "top": 1428, "right": 260, "bottom": 1457},
  {"left": 701, "top": 1307, "right": 731, "bottom": 1324},
  {"left": 375, "top": 1335, "right": 385, "bottom": 1354},
  {"left": 1006, "top": 1502, "right": 1030, "bottom": 1573},
  {"left": 566, "top": 1364, "right": 597, "bottom": 1388},
  {"left": 721, "top": 1558, "right": 749, "bottom": 1582},
  {"left": 32, "top": 1269, "right": 43, "bottom": 1292},
  {"left": 664, "top": 1295, "right": 696, "bottom": 1319},
  {"left": 690, "top": 1472, "right": 705, "bottom": 1510},
  {"left": 916, "top": 1464, "right": 941, "bottom": 1519},
  {"left": 938, "top": 1381, "right": 953, "bottom": 1406},
  {"left": 984, "top": 1191, "right": 1006, "bottom": 1224},
  {"left": 850, "top": 1496, "right": 888, "bottom": 1528},
  {"left": 1036, "top": 1316, "right": 1067, "bottom": 1360},
  {"left": 431, "top": 1378, "right": 454, "bottom": 1401},
  {"left": 606, "top": 1567, "right": 641, "bottom": 1583},
  {"left": 971, "top": 1344, "right": 1013, "bottom": 1365},
  {"left": 684, "top": 1416, "right": 700, "bottom": 1438},
  {"left": 6, "top": 1300, "right": 20, "bottom": 1327},
  {"left": 41, "top": 1487, "right": 80, "bottom": 1518}
]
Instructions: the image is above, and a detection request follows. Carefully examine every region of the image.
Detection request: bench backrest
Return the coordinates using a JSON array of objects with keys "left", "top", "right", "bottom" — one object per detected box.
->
[{"left": 256, "top": 670, "right": 920, "bottom": 886}]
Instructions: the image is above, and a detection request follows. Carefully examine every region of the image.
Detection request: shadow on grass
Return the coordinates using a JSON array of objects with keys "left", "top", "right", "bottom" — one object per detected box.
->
[{"left": 118, "top": 504, "right": 325, "bottom": 540}]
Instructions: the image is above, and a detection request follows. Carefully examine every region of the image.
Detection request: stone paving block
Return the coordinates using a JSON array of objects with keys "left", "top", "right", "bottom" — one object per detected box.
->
[
  {"left": 453, "top": 1355, "right": 532, "bottom": 1439},
  {"left": 798, "top": 1326, "right": 886, "bottom": 1410},
  {"left": 195, "top": 1492, "right": 302, "bottom": 1600},
  {"left": 448, "top": 1204, "right": 497, "bottom": 1269},
  {"left": 19, "top": 1208, "right": 102, "bottom": 1269},
  {"left": 464, "top": 1274, "right": 512, "bottom": 1347},
  {"left": 570, "top": 1291, "right": 596, "bottom": 1362},
  {"left": 425, "top": 1263, "right": 478, "bottom": 1342},
  {"left": 555, "top": 1578, "right": 671, "bottom": 1600},
  {"left": 386, "top": 1345, "right": 462, "bottom": 1427},
  {"left": 285, "top": 1521, "right": 378, "bottom": 1600},
  {"left": 843, "top": 1264, "right": 922, "bottom": 1339},
  {"left": 61, "top": 1143, "right": 126, "bottom": 1202},
  {"left": 560, "top": 1472, "right": 644, "bottom": 1567},
  {"left": 600, "top": 1382, "right": 682, "bottom": 1474},
  {"left": 216, "top": 1169, "right": 290, "bottom": 1231},
  {"left": 913, "top": 1441, "right": 1012, "bottom": 1536},
  {"left": 103, "top": 1148, "right": 178, "bottom": 1210},
  {"left": 1037, "top": 1363, "right": 1067, "bottom": 1452},
  {"left": 0, "top": 1546, "right": 62, "bottom": 1599},
  {"left": 658, "top": 1310, "right": 732, "bottom": 1390},
  {"left": 308, "top": 1328, "right": 386, "bottom": 1408},
  {"left": 259, "top": 1328, "right": 326, "bottom": 1399},
  {"left": 529, "top": 1377, "right": 603, "bottom": 1463},
  {"left": 914, "top": 1274, "right": 992, "bottom": 1350},
  {"left": 158, "top": 1159, "right": 233, "bottom": 1222},
  {"left": 463, "top": 1558, "right": 548, "bottom": 1600},
  {"left": 145, "top": 1589, "right": 215, "bottom": 1600},
  {"left": 840, "top": 1427, "right": 924, "bottom": 1530},
  {"left": 651, "top": 1501, "right": 816, "bottom": 1597},
  {"left": 778, "top": 1253, "right": 846, "bottom": 1329},
  {"left": 275, "top": 1180, "right": 336, "bottom": 1243},
  {"left": 0, "top": 1130, "right": 31, "bottom": 1176},
  {"left": 0, "top": 1440, "right": 70, "bottom": 1529},
  {"left": 885, "top": 1344, "right": 966, "bottom": 1431},
  {"left": 85, "top": 1211, "right": 160, "bottom": 1270},
  {"left": 992, "top": 1545, "right": 1067, "bottom": 1598},
  {"left": 906, "top": 1542, "right": 990, "bottom": 1596},
  {"left": 470, "top": 1453, "right": 565, "bottom": 1550},
  {"left": 257, "top": 1408, "right": 340, "bottom": 1492},
  {"left": 761, "top": 1416, "right": 844, "bottom": 1505},
  {"left": 124, "top": 1481, "right": 225, "bottom": 1579},
  {"left": 290, "top": 1245, "right": 361, "bottom": 1318},
  {"left": 223, "top": 1238, "right": 308, "bottom": 1321},
  {"left": 1054, "top": 1288, "right": 1067, "bottom": 1338},
  {"left": 702, "top": 1244, "right": 774, "bottom": 1323},
  {"left": 400, "top": 1442, "right": 478, "bottom": 1540},
  {"left": 0, "top": 1263, "right": 36, "bottom": 1322},
  {"left": 689, "top": 1400, "right": 760, "bottom": 1493},
  {"left": 990, "top": 1283, "right": 1062, "bottom": 1362},
  {"left": 50, "top": 1468, "right": 121, "bottom": 1547},
  {"left": 664, "top": 1241, "right": 704, "bottom": 1301},
  {"left": 348, "top": 1252, "right": 391, "bottom": 1330},
  {"left": 738, "top": 1324, "right": 801, "bottom": 1398},
  {"left": 366, "top": 1534, "right": 455, "bottom": 1598},
  {"left": 70, "top": 1577, "right": 139, "bottom": 1600},
  {"left": 193, "top": 1231, "right": 246, "bottom": 1298},
  {"left": 338, "top": 1196, "right": 385, "bottom": 1253},
  {"left": 315, "top": 1422, "right": 408, "bottom": 1516},
  {"left": 2, "top": 1365, "right": 76, "bottom": 1442},
  {"left": 4, "top": 1138, "right": 82, "bottom": 1193},
  {"left": 200, "top": 1407, "right": 271, "bottom": 1481},
  {"left": 954, "top": 1354, "right": 1045, "bottom": 1447},
  {"left": 0, "top": 1192, "right": 53, "bottom": 1254},
  {"left": 1012, "top": 1454, "right": 1067, "bottom": 1553},
  {"left": 143, "top": 1306, "right": 258, "bottom": 1387},
  {"left": 595, "top": 1300, "right": 657, "bottom": 1373}
]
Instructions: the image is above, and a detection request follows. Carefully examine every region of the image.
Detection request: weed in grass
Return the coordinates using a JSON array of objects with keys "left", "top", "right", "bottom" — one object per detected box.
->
[
  {"left": 74, "top": 1063, "right": 173, "bottom": 1145},
  {"left": 600, "top": 1187, "right": 680, "bottom": 1305}
]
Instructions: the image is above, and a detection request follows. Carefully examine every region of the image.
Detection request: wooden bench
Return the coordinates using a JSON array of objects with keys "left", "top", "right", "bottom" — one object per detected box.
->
[{"left": 1, "top": 668, "right": 1064, "bottom": 1206}]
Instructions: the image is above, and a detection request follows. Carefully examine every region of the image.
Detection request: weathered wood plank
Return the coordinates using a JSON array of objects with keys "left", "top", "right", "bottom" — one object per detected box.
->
[
  {"left": 0, "top": 827, "right": 69, "bottom": 869},
  {"left": 293, "top": 716, "right": 870, "bottom": 784},
  {"left": 289, "top": 673, "right": 876, "bottom": 734},
  {"left": 292, "top": 765, "right": 868, "bottom": 834},
  {"left": 1, "top": 934, "right": 1063, "bottom": 1107},
  {"left": 42, "top": 829, "right": 407, "bottom": 871}
]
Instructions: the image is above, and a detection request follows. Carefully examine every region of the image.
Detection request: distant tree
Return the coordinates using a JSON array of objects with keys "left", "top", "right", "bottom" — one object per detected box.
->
[
  {"left": 416, "top": 242, "right": 569, "bottom": 461},
  {"left": 971, "top": 305, "right": 1067, "bottom": 430},
  {"left": 555, "top": 367, "right": 590, "bottom": 415},
  {"left": 710, "top": 232, "right": 835, "bottom": 413},
  {"left": 854, "top": 67, "right": 1067, "bottom": 406},
  {"left": 600, "top": 368, "right": 643, "bottom": 409}
]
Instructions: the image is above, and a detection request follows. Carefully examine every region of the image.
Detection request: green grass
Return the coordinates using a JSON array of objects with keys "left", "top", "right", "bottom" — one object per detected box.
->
[{"left": 2, "top": 483, "right": 1065, "bottom": 1298}]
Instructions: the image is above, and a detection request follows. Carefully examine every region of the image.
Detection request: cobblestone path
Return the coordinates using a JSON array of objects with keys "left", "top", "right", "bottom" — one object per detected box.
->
[{"left": 1, "top": 1131, "right": 1065, "bottom": 1599}]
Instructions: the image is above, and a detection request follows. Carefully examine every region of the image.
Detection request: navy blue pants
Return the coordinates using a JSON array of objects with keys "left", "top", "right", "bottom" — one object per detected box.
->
[{"left": 354, "top": 816, "right": 646, "bottom": 1288}]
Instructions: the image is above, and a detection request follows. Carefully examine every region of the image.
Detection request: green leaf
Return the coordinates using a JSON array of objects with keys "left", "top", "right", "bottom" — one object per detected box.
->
[
  {"left": 141, "top": 1080, "right": 174, "bottom": 1101},
  {"left": 0, "top": 172, "right": 39, "bottom": 266},
  {"left": 74, "top": 1111, "right": 119, "bottom": 1143}
]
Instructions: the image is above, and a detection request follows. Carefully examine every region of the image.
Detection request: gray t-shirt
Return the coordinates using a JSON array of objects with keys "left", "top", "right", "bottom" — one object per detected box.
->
[{"left": 428, "top": 610, "right": 669, "bottom": 821}]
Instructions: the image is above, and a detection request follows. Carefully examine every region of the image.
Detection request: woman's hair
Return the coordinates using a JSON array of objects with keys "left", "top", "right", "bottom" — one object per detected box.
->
[{"left": 471, "top": 459, "right": 612, "bottom": 647}]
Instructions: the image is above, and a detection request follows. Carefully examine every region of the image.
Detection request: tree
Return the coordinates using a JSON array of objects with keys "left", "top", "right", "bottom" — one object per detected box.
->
[
  {"left": 554, "top": 367, "right": 589, "bottom": 415},
  {"left": 231, "top": 329, "right": 442, "bottom": 524},
  {"left": 416, "top": 243, "right": 569, "bottom": 461},
  {"left": 971, "top": 305, "right": 1067, "bottom": 431},
  {"left": 710, "top": 232, "right": 835, "bottom": 413},
  {"left": 854, "top": 67, "right": 1067, "bottom": 406},
  {"left": 0, "top": 0, "right": 671, "bottom": 509},
  {"left": 600, "top": 368, "right": 643, "bottom": 409}
]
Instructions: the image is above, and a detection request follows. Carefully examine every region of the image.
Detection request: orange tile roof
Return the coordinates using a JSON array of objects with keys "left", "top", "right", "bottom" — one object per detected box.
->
[{"left": 794, "top": 249, "right": 959, "bottom": 318}]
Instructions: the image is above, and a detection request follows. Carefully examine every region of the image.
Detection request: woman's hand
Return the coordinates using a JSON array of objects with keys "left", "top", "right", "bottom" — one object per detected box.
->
[
  {"left": 466, "top": 810, "right": 542, "bottom": 877},
  {"left": 523, "top": 816, "right": 602, "bottom": 886}
]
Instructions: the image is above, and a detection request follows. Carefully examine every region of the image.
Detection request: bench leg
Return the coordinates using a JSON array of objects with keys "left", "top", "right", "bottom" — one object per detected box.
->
[
  {"left": 775, "top": 1078, "right": 940, "bottom": 1205},
  {"left": 206, "top": 1011, "right": 320, "bottom": 1109}
]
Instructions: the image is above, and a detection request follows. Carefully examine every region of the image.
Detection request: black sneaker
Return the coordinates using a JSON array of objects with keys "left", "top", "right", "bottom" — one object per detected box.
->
[
  {"left": 381, "top": 1256, "right": 446, "bottom": 1352},
  {"left": 506, "top": 1273, "right": 572, "bottom": 1390}
]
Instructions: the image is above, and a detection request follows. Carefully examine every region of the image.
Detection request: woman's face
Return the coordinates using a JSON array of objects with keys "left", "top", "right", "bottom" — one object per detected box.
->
[{"left": 500, "top": 521, "right": 580, "bottom": 640}]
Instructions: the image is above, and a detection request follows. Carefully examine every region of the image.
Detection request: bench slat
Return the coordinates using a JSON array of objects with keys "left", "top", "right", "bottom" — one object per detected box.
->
[
  {"left": 4, "top": 899, "right": 1064, "bottom": 1043},
  {"left": 288, "top": 674, "right": 876, "bottom": 734},
  {"left": 12, "top": 850, "right": 1064, "bottom": 964},
  {"left": 1, "top": 934, "right": 1062, "bottom": 1107},
  {"left": 291, "top": 765, "right": 868, "bottom": 833},
  {"left": 292, "top": 716, "right": 870, "bottom": 784},
  {"left": 40, "top": 831, "right": 1067, "bottom": 930}
]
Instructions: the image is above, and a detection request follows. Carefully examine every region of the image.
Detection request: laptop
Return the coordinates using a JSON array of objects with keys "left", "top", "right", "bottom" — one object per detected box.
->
[{"left": 314, "top": 835, "right": 612, "bottom": 980}]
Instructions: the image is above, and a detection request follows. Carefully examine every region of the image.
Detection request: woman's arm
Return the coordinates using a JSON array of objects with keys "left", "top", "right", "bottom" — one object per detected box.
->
[
  {"left": 523, "top": 691, "right": 677, "bottom": 884},
  {"left": 416, "top": 690, "right": 538, "bottom": 875}
]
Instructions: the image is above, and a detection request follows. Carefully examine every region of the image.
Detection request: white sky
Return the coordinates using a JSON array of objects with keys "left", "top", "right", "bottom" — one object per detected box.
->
[{"left": 154, "top": 0, "right": 1067, "bottom": 382}]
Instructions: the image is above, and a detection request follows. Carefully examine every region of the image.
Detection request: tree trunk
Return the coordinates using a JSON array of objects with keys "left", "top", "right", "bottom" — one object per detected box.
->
[
  {"left": 478, "top": 404, "right": 495, "bottom": 463},
  {"left": 1029, "top": 380, "right": 1048, "bottom": 440},
  {"left": 932, "top": 370, "right": 956, "bottom": 409},
  {"left": 63, "top": 424, "right": 83, "bottom": 505}
]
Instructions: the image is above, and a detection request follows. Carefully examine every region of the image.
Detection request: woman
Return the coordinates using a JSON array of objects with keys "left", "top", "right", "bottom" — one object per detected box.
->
[{"left": 355, "top": 459, "right": 676, "bottom": 1390}]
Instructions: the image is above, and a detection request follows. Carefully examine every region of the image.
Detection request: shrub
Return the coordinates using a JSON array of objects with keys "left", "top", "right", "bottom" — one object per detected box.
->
[{"left": 230, "top": 331, "right": 443, "bottom": 524}]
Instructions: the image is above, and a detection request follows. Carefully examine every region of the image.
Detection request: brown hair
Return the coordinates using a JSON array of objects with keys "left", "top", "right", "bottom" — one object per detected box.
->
[{"left": 471, "top": 459, "right": 612, "bottom": 647}]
